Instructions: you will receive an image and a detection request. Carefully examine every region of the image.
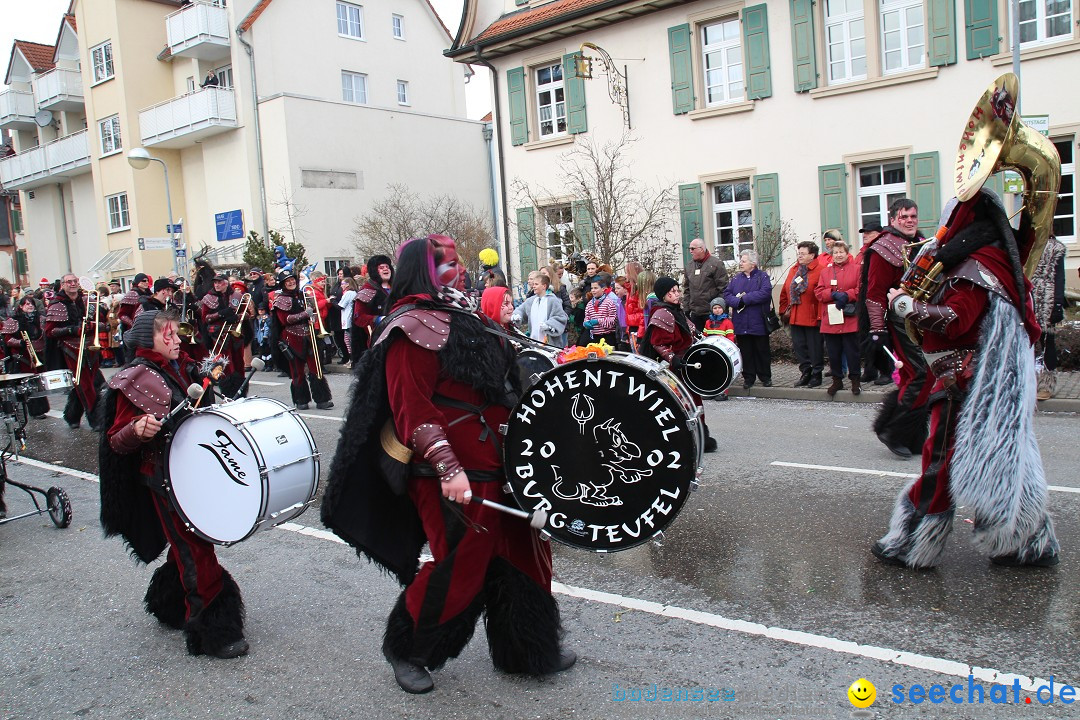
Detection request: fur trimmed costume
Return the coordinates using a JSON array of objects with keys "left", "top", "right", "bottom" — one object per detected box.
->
[
  {"left": 323, "top": 294, "right": 569, "bottom": 691},
  {"left": 272, "top": 285, "right": 333, "bottom": 409},
  {"left": 873, "top": 191, "right": 1059, "bottom": 569},
  {"left": 198, "top": 289, "right": 247, "bottom": 399},
  {"left": 45, "top": 290, "right": 107, "bottom": 429}
]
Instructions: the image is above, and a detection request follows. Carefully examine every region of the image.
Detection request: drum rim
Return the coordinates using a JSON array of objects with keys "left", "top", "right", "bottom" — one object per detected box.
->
[{"left": 682, "top": 344, "right": 735, "bottom": 398}]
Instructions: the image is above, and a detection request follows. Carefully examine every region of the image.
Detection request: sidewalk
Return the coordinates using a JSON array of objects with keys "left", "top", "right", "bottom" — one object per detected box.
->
[{"left": 727, "top": 361, "right": 1080, "bottom": 412}]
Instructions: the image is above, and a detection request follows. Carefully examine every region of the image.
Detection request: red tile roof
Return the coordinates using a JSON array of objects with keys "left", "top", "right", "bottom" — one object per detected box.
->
[
  {"left": 65, "top": 14, "right": 77, "bottom": 32},
  {"left": 470, "top": 0, "right": 619, "bottom": 44},
  {"left": 14, "top": 41, "right": 56, "bottom": 73},
  {"left": 480, "top": 111, "right": 493, "bottom": 122}
]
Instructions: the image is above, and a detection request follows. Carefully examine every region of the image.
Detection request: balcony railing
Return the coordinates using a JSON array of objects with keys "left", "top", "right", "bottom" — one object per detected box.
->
[
  {"left": 0, "top": 89, "right": 37, "bottom": 130},
  {"left": 139, "top": 87, "right": 238, "bottom": 148},
  {"left": 0, "top": 130, "right": 91, "bottom": 190},
  {"left": 167, "top": 1, "right": 231, "bottom": 60},
  {"left": 33, "top": 68, "right": 84, "bottom": 111}
]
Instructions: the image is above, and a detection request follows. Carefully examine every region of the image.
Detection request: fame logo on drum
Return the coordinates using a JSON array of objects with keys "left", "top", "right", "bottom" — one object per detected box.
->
[{"left": 198, "top": 430, "right": 251, "bottom": 486}]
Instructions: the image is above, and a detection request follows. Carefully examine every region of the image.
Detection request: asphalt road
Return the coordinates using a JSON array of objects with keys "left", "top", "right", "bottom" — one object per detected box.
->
[{"left": 2, "top": 370, "right": 1078, "bottom": 719}]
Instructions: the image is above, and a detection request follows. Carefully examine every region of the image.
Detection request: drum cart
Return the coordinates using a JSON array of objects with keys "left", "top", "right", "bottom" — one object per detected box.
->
[{"left": 0, "top": 373, "right": 72, "bottom": 529}]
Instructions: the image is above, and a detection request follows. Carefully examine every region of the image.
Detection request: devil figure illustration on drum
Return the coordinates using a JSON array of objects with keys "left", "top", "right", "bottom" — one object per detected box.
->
[{"left": 272, "top": 271, "right": 333, "bottom": 410}]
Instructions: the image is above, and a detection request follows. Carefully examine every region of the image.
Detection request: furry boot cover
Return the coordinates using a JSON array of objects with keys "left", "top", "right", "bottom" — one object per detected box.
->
[
  {"left": 384, "top": 591, "right": 484, "bottom": 670},
  {"left": 144, "top": 560, "right": 186, "bottom": 630},
  {"left": 951, "top": 296, "right": 1059, "bottom": 559},
  {"left": 290, "top": 381, "right": 311, "bottom": 406},
  {"left": 875, "top": 484, "right": 954, "bottom": 569},
  {"left": 483, "top": 557, "right": 563, "bottom": 674},
  {"left": 310, "top": 374, "right": 332, "bottom": 405},
  {"left": 184, "top": 569, "right": 245, "bottom": 656},
  {"left": 873, "top": 388, "right": 929, "bottom": 454},
  {"left": 382, "top": 592, "right": 418, "bottom": 663}
]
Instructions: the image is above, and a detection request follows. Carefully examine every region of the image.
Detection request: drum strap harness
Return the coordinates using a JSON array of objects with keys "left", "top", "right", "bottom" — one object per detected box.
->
[{"left": 409, "top": 393, "right": 503, "bottom": 484}]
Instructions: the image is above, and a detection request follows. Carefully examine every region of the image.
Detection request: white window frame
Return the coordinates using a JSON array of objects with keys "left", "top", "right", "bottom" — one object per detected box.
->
[
  {"left": 879, "top": 0, "right": 925, "bottom": 74},
  {"left": 99, "top": 115, "right": 122, "bottom": 157},
  {"left": 90, "top": 41, "right": 114, "bottom": 85},
  {"left": 396, "top": 80, "right": 409, "bottom": 106},
  {"left": 535, "top": 62, "right": 567, "bottom": 139},
  {"left": 337, "top": 1, "right": 365, "bottom": 40},
  {"left": 392, "top": 13, "right": 405, "bottom": 39},
  {"left": 341, "top": 70, "right": 368, "bottom": 104},
  {"left": 701, "top": 18, "right": 745, "bottom": 106},
  {"left": 106, "top": 192, "right": 130, "bottom": 233},
  {"left": 825, "top": 0, "right": 868, "bottom": 84},
  {"left": 544, "top": 205, "right": 575, "bottom": 261},
  {"left": 1012, "top": 0, "right": 1074, "bottom": 47},
  {"left": 324, "top": 258, "right": 351, "bottom": 276},
  {"left": 710, "top": 180, "right": 755, "bottom": 262},
  {"left": 856, "top": 160, "right": 907, "bottom": 231},
  {"left": 1053, "top": 136, "right": 1075, "bottom": 244},
  {"left": 214, "top": 65, "right": 234, "bottom": 89}
]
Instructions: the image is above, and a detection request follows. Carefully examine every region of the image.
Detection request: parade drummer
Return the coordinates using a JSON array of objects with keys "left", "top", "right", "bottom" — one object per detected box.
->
[
  {"left": 44, "top": 273, "right": 107, "bottom": 430},
  {"left": 271, "top": 270, "right": 333, "bottom": 410},
  {"left": 2, "top": 296, "right": 50, "bottom": 418},
  {"left": 641, "top": 276, "right": 717, "bottom": 453},
  {"left": 98, "top": 309, "right": 247, "bottom": 658},
  {"left": 323, "top": 235, "right": 575, "bottom": 694}
]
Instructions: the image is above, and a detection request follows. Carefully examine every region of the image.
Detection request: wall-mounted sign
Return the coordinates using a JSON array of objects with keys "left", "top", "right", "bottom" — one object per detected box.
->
[
  {"left": 139, "top": 237, "right": 174, "bottom": 250},
  {"left": 1022, "top": 114, "right": 1049, "bottom": 137},
  {"left": 215, "top": 210, "right": 245, "bottom": 241}
]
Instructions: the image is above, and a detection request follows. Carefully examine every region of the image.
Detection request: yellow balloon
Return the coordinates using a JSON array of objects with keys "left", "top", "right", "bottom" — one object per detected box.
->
[{"left": 847, "top": 678, "right": 876, "bottom": 708}]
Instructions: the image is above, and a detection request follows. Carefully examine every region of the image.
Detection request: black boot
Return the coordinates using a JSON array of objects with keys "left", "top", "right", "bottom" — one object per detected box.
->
[
  {"left": 483, "top": 558, "right": 566, "bottom": 675},
  {"left": 144, "top": 561, "right": 186, "bottom": 630},
  {"left": 794, "top": 370, "right": 811, "bottom": 387},
  {"left": 184, "top": 570, "right": 247, "bottom": 659},
  {"left": 310, "top": 374, "right": 334, "bottom": 410},
  {"left": 383, "top": 593, "right": 434, "bottom": 694},
  {"left": 703, "top": 424, "right": 717, "bottom": 453},
  {"left": 807, "top": 372, "right": 823, "bottom": 388}
]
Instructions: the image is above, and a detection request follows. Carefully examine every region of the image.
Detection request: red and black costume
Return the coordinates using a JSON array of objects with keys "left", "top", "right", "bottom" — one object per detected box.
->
[
  {"left": 859, "top": 225, "right": 930, "bottom": 457},
  {"left": 351, "top": 254, "right": 393, "bottom": 354},
  {"left": 98, "top": 317, "right": 245, "bottom": 657},
  {"left": 2, "top": 308, "right": 49, "bottom": 417},
  {"left": 874, "top": 192, "right": 1059, "bottom": 569},
  {"left": 198, "top": 287, "right": 247, "bottom": 399},
  {"left": 116, "top": 285, "right": 150, "bottom": 333},
  {"left": 45, "top": 290, "right": 107, "bottom": 428},
  {"left": 272, "top": 281, "right": 332, "bottom": 409}
]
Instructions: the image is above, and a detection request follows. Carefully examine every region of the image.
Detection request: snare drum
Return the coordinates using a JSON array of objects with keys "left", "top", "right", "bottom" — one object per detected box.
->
[
  {"left": 503, "top": 352, "right": 701, "bottom": 552},
  {"left": 166, "top": 397, "right": 320, "bottom": 545},
  {"left": 517, "top": 347, "right": 559, "bottom": 390},
  {"left": 682, "top": 336, "right": 742, "bottom": 397},
  {"left": 26, "top": 369, "right": 74, "bottom": 398}
]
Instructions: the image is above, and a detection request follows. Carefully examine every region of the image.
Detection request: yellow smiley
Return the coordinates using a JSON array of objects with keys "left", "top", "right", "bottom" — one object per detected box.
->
[{"left": 847, "top": 678, "right": 876, "bottom": 708}]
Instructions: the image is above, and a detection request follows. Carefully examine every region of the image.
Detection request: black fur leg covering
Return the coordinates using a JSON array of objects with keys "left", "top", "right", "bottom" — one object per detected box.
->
[
  {"left": 873, "top": 389, "right": 929, "bottom": 453},
  {"left": 383, "top": 592, "right": 420, "bottom": 663},
  {"left": 309, "top": 374, "right": 332, "bottom": 404},
  {"left": 872, "top": 389, "right": 900, "bottom": 437},
  {"left": 144, "top": 561, "right": 186, "bottom": 630},
  {"left": 184, "top": 569, "right": 245, "bottom": 656},
  {"left": 63, "top": 390, "right": 83, "bottom": 425},
  {"left": 290, "top": 381, "right": 311, "bottom": 406},
  {"left": 483, "top": 557, "right": 563, "bottom": 674},
  {"left": 383, "top": 591, "right": 481, "bottom": 670}
]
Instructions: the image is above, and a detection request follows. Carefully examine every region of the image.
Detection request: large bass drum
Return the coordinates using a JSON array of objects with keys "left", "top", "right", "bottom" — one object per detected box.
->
[
  {"left": 682, "top": 336, "right": 742, "bottom": 397},
  {"left": 166, "top": 397, "right": 319, "bottom": 545},
  {"left": 516, "top": 347, "right": 559, "bottom": 390},
  {"left": 502, "top": 352, "right": 701, "bottom": 552}
]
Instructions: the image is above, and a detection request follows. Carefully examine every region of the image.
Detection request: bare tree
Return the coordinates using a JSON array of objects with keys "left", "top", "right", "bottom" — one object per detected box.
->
[
  {"left": 271, "top": 182, "right": 309, "bottom": 244},
  {"left": 754, "top": 218, "right": 800, "bottom": 281},
  {"left": 352, "top": 184, "right": 494, "bottom": 266},
  {"left": 512, "top": 134, "right": 677, "bottom": 271}
]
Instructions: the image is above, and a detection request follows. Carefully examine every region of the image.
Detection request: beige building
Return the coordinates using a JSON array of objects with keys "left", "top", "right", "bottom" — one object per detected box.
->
[
  {"left": 1, "top": 0, "right": 493, "bottom": 284},
  {"left": 448, "top": 0, "right": 1079, "bottom": 286}
]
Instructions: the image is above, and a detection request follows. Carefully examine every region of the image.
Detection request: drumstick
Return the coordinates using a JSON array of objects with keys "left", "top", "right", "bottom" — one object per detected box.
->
[
  {"left": 161, "top": 384, "right": 205, "bottom": 423},
  {"left": 469, "top": 496, "right": 548, "bottom": 530},
  {"left": 883, "top": 346, "right": 904, "bottom": 369}
]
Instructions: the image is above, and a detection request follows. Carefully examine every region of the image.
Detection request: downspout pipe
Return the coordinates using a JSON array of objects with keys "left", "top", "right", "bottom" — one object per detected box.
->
[
  {"left": 57, "top": 183, "right": 72, "bottom": 273},
  {"left": 473, "top": 46, "right": 514, "bottom": 287},
  {"left": 235, "top": 25, "right": 271, "bottom": 247}
]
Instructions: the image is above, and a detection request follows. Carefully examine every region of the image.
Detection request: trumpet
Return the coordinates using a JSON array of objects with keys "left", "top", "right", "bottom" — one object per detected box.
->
[
  {"left": 22, "top": 331, "right": 43, "bottom": 369},
  {"left": 210, "top": 292, "right": 252, "bottom": 358},
  {"left": 302, "top": 287, "right": 325, "bottom": 380}
]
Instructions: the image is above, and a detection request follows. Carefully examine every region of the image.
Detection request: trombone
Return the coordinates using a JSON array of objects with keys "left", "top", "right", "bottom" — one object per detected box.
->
[
  {"left": 209, "top": 293, "right": 252, "bottom": 358},
  {"left": 302, "top": 286, "right": 325, "bottom": 380},
  {"left": 74, "top": 278, "right": 99, "bottom": 385},
  {"left": 21, "top": 331, "right": 44, "bottom": 369},
  {"left": 302, "top": 286, "right": 331, "bottom": 339}
]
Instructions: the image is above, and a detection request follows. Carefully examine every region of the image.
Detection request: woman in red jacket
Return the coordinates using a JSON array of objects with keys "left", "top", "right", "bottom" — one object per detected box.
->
[
  {"left": 778, "top": 241, "right": 826, "bottom": 387},
  {"left": 814, "top": 241, "right": 862, "bottom": 396}
]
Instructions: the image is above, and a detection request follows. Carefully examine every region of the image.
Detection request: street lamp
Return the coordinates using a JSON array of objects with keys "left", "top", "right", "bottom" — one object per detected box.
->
[{"left": 126, "top": 147, "right": 182, "bottom": 276}]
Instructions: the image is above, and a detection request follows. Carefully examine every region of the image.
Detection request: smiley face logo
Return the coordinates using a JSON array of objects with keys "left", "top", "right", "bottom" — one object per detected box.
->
[{"left": 847, "top": 678, "right": 876, "bottom": 708}]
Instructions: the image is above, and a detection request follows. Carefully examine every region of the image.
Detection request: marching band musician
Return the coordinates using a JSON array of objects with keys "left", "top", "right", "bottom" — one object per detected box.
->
[
  {"left": 873, "top": 190, "right": 1059, "bottom": 569},
  {"left": 116, "top": 272, "right": 152, "bottom": 333},
  {"left": 198, "top": 274, "right": 249, "bottom": 398},
  {"left": 641, "top": 277, "right": 718, "bottom": 453},
  {"left": 45, "top": 273, "right": 107, "bottom": 430},
  {"left": 351, "top": 254, "right": 393, "bottom": 354},
  {"left": 134, "top": 278, "right": 179, "bottom": 319},
  {"left": 2, "top": 296, "right": 50, "bottom": 417},
  {"left": 271, "top": 270, "right": 333, "bottom": 410},
  {"left": 323, "top": 235, "right": 574, "bottom": 694},
  {"left": 98, "top": 309, "right": 248, "bottom": 659}
]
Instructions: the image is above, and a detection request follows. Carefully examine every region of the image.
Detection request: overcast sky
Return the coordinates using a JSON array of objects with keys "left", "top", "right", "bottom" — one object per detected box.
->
[{"left": 1, "top": 0, "right": 492, "bottom": 119}]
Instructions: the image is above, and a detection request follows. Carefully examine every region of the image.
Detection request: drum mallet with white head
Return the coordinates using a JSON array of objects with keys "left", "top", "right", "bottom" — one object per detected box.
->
[
  {"left": 161, "top": 384, "right": 205, "bottom": 424},
  {"left": 232, "top": 357, "right": 265, "bottom": 401},
  {"left": 467, "top": 494, "right": 548, "bottom": 530},
  {"left": 883, "top": 346, "right": 904, "bottom": 370}
]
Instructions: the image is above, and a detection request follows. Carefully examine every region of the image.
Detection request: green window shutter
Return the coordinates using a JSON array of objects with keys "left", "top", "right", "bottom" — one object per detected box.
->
[
  {"left": 789, "top": 0, "right": 818, "bottom": 92},
  {"left": 572, "top": 200, "right": 595, "bottom": 250},
  {"left": 927, "top": 0, "right": 957, "bottom": 66},
  {"left": 818, "top": 164, "right": 849, "bottom": 242},
  {"left": 11, "top": 209, "right": 22, "bottom": 235},
  {"left": 964, "top": 0, "right": 999, "bottom": 59},
  {"left": 678, "top": 183, "right": 703, "bottom": 269},
  {"left": 517, "top": 206, "right": 538, "bottom": 275},
  {"left": 507, "top": 67, "right": 528, "bottom": 146},
  {"left": 909, "top": 152, "right": 941, "bottom": 236},
  {"left": 752, "top": 173, "right": 782, "bottom": 267},
  {"left": 742, "top": 4, "right": 772, "bottom": 100},
  {"left": 562, "top": 53, "right": 588, "bottom": 134},
  {"left": 668, "top": 24, "right": 694, "bottom": 115},
  {"left": 16, "top": 249, "right": 28, "bottom": 275}
]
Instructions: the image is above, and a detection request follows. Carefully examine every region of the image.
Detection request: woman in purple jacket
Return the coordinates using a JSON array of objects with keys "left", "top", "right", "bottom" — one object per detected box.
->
[{"left": 724, "top": 250, "right": 773, "bottom": 389}]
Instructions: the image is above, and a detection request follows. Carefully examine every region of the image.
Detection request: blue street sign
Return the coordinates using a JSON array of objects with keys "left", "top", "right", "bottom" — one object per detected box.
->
[
  {"left": 166, "top": 223, "right": 183, "bottom": 234},
  {"left": 175, "top": 249, "right": 187, "bottom": 258},
  {"left": 215, "top": 210, "right": 245, "bottom": 241}
]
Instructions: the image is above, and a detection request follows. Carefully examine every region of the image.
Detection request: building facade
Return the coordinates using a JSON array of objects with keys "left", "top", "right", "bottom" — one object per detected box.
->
[
  {"left": 449, "top": 0, "right": 1079, "bottom": 286},
  {"left": 1, "top": 0, "right": 493, "bottom": 284}
]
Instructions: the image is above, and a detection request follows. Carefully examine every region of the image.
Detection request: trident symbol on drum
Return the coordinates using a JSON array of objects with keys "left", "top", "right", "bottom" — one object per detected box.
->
[{"left": 571, "top": 393, "right": 595, "bottom": 435}]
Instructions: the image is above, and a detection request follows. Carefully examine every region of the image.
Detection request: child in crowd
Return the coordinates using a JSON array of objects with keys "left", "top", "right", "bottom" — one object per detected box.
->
[
  {"left": 254, "top": 305, "right": 274, "bottom": 370},
  {"left": 703, "top": 297, "right": 735, "bottom": 340},
  {"left": 567, "top": 287, "right": 586, "bottom": 346}
]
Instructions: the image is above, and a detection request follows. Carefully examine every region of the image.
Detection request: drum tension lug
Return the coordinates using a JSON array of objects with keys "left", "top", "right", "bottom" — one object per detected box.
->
[
  {"left": 539, "top": 529, "right": 551, "bottom": 542},
  {"left": 651, "top": 530, "right": 665, "bottom": 547},
  {"left": 502, "top": 482, "right": 513, "bottom": 494},
  {"left": 529, "top": 373, "right": 543, "bottom": 385},
  {"left": 690, "top": 479, "right": 700, "bottom": 491},
  {"left": 498, "top": 423, "right": 508, "bottom": 435}
]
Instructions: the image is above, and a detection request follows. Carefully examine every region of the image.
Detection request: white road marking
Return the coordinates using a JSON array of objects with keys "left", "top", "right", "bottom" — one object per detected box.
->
[
  {"left": 249, "top": 380, "right": 284, "bottom": 387},
  {"left": 17, "top": 455, "right": 1069, "bottom": 694},
  {"left": 297, "top": 413, "right": 343, "bottom": 422},
  {"left": 771, "top": 461, "right": 1080, "bottom": 494}
]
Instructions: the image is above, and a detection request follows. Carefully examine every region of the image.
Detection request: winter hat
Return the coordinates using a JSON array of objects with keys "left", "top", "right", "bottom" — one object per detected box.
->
[
  {"left": 366, "top": 254, "right": 393, "bottom": 280},
  {"left": 653, "top": 276, "right": 678, "bottom": 301},
  {"left": 710, "top": 296, "right": 727, "bottom": 312},
  {"left": 479, "top": 248, "right": 499, "bottom": 268},
  {"left": 126, "top": 310, "right": 159, "bottom": 350},
  {"left": 133, "top": 273, "right": 151, "bottom": 286},
  {"left": 153, "top": 278, "right": 178, "bottom": 293}
]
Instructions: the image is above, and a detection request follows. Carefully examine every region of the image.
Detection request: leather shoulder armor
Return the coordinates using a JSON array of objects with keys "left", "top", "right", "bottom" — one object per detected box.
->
[
  {"left": 107, "top": 364, "right": 172, "bottom": 417},
  {"left": 46, "top": 301, "right": 70, "bottom": 323},
  {"left": 357, "top": 285, "right": 377, "bottom": 304},
  {"left": 649, "top": 307, "right": 676, "bottom": 333},
  {"left": 200, "top": 294, "right": 219, "bottom": 310},
  {"left": 1, "top": 318, "right": 17, "bottom": 334},
  {"left": 272, "top": 293, "right": 295, "bottom": 312},
  {"left": 120, "top": 290, "right": 141, "bottom": 306},
  {"left": 868, "top": 232, "right": 907, "bottom": 268},
  {"left": 374, "top": 307, "right": 451, "bottom": 351},
  {"left": 942, "top": 258, "right": 1011, "bottom": 302}
]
